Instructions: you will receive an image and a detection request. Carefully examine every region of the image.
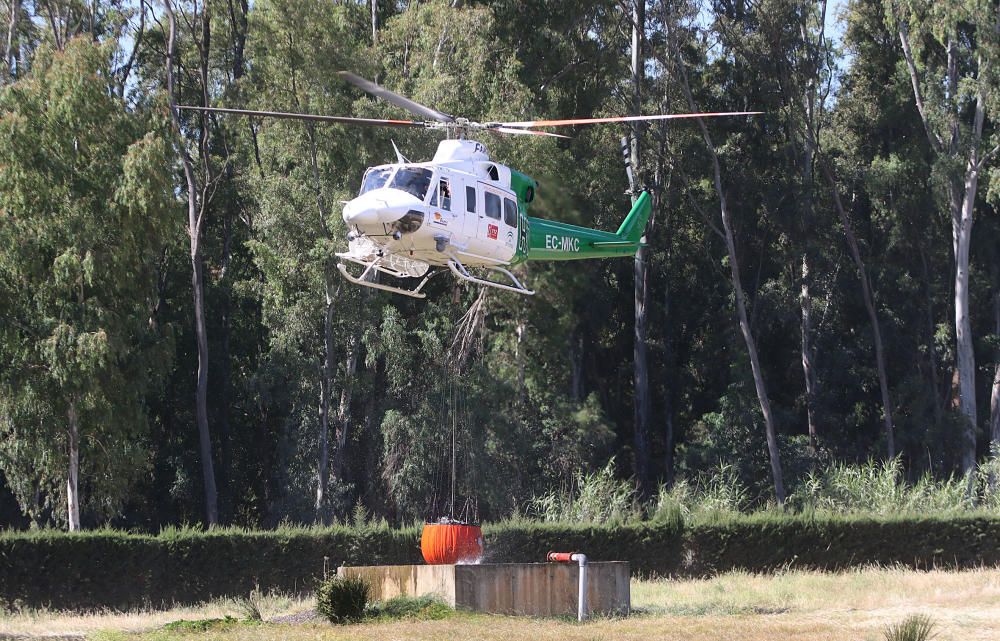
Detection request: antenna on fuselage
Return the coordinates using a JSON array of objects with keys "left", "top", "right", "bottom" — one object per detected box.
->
[{"left": 391, "top": 140, "right": 409, "bottom": 164}]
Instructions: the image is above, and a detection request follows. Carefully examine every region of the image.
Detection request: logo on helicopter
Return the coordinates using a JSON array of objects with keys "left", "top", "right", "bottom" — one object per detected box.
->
[
  {"left": 545, "top": 234, "right": 580, "bottom": 252},
  {"left": 487, "top": 224, "right": 499, "bottom": 240}
]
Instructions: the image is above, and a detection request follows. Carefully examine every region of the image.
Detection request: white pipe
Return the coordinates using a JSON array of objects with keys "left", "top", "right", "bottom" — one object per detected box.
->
[{"left": 571, "top": 553, "right": 588, "bottom": 621}]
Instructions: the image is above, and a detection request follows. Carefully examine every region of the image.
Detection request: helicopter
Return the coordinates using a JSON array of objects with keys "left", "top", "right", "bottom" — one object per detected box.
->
[{"left": 181, "top": 72, "right": 758, "bottom": 299}]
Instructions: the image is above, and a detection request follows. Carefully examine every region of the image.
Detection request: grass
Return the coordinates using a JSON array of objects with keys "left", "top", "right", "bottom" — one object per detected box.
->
[
  {"left": 366, "top": 595, "right": 454, "bottom": 621},
  {"left": 3, "top": 566, "right": 998, "bottom": 640},
  {"left": 529, "top": 455, "right": 1000, "bottom": 526},
  {"left": 0, "top": 591, "right": 311, "bottom": 638}
]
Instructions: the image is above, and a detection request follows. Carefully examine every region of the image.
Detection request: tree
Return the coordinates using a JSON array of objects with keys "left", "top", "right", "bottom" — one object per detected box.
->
[
  {"left": 243, "top": 0, "right": 370, "bottom": 523},
  {"left": 630, "top": 0, "right": 653, "bottom": 494},
  {"left": 164, "top": 0, "right": 220, "bottom": 525},
  {"left": 0, "top": 37, "right": 173, "bottom": 529},
  {"left": 888, "top": 0, "right": 1000, "bottom": 472},
  {"left": 664, "top": 0, "right": 786, "bottom": 503},
  {"left": 2, "top": 0, "right": 21, "bottom": 82}
]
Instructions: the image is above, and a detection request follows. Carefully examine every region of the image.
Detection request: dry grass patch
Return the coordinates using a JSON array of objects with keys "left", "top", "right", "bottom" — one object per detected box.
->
[
  {"left": 0, "top": 593, "right": 311, "bottom": 638},
  {"left": 3, "top": 567, "right": 998, "bottom": 641}
]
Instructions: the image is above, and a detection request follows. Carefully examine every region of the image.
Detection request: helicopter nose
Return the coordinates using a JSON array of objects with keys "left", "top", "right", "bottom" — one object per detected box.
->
[
  {"left": 342, "top": 203, "right": 383, "bottom": 226},
  {"left": 343, "top": 193, "right": 418, "bottom": 226}
]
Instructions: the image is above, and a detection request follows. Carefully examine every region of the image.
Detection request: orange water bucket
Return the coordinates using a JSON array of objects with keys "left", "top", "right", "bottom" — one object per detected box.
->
[{"left": 420, "top": 522, "right": 484, "bottom": 564}]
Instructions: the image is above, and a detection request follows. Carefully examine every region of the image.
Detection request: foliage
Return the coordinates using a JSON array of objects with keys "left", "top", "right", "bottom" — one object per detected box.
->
[
  {"left": 367, "top": 595, "right": 454, "bottom": 621},
  {"left": 163, "top": 616, "right": 243, "bottom": 632},
  {"left": 789, "top": 456, "right": 1000, "bottom": 515},
  {"left": 652, "top": 463, "right": 750, "bottom": 524},
  {"left": 1, "top": 0, "right": 999, "bottom": 540},
  {"left": 316, "top": 575, "right": 370, "bottom": 624},
  {"left": 233, "top": 584, "right": 264, "bottom": 622},
  {"left": 0, "top": 37, "right": 174, "bottom": 526},
  {"left": 883, "top": 614, "right": 937, "bottom": 641},
  {"left": 528, "top": 459, "right": 640, "bottom": 524},
  {"left": 3, "top": 516, "right": 1000, "bottom": 610}
]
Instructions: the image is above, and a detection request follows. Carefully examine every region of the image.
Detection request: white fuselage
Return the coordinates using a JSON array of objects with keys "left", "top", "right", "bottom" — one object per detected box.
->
[{"left": 339, "top": 140, "right": 524, "bottom": 271}]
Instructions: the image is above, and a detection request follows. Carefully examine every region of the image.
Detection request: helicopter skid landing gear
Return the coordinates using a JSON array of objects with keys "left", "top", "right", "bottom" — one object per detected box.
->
[
  {"left": 336, "top": 258, "right": 432, "bottom": 299},
  {"left": 447, "top": 257, "right": 535, "bottom": 296}
]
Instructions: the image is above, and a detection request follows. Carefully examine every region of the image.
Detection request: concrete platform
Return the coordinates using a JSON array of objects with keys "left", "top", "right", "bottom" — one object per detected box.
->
[{"left": 338, "top": 562, "right": 630, "bottom": 617}]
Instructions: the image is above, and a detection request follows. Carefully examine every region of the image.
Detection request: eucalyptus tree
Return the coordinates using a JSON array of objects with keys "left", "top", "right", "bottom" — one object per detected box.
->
[
  {"left": 886, "top": 0, "right": 1000, "bottom": 472},
  {"left": 163, "top": 0, "right": 220, "bottom": 525},
  {"left": 241, "top": 0, "right": 370, "bottom": 523},
  {"left": 0, "top": 38, "right": 174, "bottom": 529},
  {"left": 660, "top": 0, "right": 787, "bottom": 502}
]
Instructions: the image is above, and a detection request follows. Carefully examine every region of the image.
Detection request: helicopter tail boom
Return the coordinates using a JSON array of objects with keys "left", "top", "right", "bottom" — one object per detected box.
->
[{"left": 526, "top": 191, "right": 652, "bottom": 262}]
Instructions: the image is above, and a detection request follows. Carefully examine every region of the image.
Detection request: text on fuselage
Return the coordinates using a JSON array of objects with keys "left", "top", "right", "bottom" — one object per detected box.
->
[{"left": 544, "top": 235, "right": 580, "bottom": 252}]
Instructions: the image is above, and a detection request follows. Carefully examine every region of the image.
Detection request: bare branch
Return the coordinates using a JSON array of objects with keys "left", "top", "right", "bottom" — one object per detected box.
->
[
  {"left": 978, "top": 142, "right": 1000, "bottom": 171},
  {"left": 898, "top": 22, "right": 944, "bottom": 154},
  {"left": 117, "top": 0, "right": 147, "bottom": 98}
]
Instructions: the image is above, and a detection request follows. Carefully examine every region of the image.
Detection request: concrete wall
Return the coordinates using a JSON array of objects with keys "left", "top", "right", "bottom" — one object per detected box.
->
[
  {"left": 339, "top": 562, "right": 630, "bottom": 618},
  {"left": 337, "top": 564, "right": 456, "bottom": 606}
]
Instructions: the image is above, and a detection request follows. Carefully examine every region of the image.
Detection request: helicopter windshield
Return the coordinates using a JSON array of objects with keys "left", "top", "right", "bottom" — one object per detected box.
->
[
  {"left": 360, "top": 167, "right": 393, "bottom": 195},
  {"left": 389, "top": 167, "right": 433, "bottom": 200}
]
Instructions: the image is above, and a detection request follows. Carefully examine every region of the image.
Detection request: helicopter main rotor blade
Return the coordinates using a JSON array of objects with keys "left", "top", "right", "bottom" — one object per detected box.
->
[
  {"left": 337, "top": 72, "right": 455, "bottom": 124},
  {"left": 177, "top": 105, "right": 429, "bottom": 128},
  {"left": 499, "top": 111, "right": 763, "bottom": 128},
  {"left": 490, "top": 126, "right": 571, "bottom": 139}
]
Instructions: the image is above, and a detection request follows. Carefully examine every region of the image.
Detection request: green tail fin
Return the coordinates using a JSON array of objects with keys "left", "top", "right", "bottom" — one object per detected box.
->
[{"left": 615, "top": 191, "right": 652, "bottom": 243}]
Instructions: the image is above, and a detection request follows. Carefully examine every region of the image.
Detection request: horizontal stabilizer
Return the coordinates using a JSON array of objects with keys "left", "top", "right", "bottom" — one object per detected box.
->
[{"left": 590, "top": 240, "right": 639, "bottom": 247}]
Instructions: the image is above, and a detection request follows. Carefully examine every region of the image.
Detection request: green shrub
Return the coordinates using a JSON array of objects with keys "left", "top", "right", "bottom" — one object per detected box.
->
[
  {"left": 316, "top": 575, "right": 370, "bottom": 623},
  {"left": 368, "top": 595, "right": 453, "bottom": 620},
  {"left": 163, "top": 616, "right": 241, "bottom": 632},
  {"left": 233, "top": 584, "right": 263, "bottom": 621},
  {"left": 883, "top": 614, "right": 936, "bottom": 641},
  {"left": 528, "top": 458, "right": 641, "bottom": 524}
]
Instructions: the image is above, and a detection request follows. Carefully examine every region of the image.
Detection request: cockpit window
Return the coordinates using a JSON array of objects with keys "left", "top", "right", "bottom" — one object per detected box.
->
[
  {"left": 389, "top": 167, "right": 433, "bottom": 200},
  {"left": 360, "top": 167, "right": 393, "bottom": 194}
]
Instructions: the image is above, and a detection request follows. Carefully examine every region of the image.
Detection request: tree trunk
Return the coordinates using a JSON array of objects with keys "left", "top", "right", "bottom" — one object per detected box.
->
[
  {"left": 990, "top": 287, "right": 999, "bottom": 451},
  {"left": 819, "top": 162, "right": 895, "bottom": 459},
  {"left": 920, "top": 247, "right": 944, "bottom": 426},
  {"left": 569, "top": 329, "right": 584, "bottom": 402},
  {"left": 630, "top": 0, "right": 651, "bottom": 494},
  {"left": 217, "top": 212, "right": 233, "bottom": 521},
  {"left": 794, "top": 4, "right": 825, "bottom": 456},
  {"left": 719, "top": 180, "right": 785, "bottom": 503},
  {"left": 515, "top": 318, "right": 526, "bottom": 404},
  {"left": 670, "top": 18, "right": 785, "bottom": 503},
  {"left": 213, "top": 0, "right": 249, "bottom": 522},
  {"left": 370, "top": 0, "right": 378, "bottom": 45},
  {"left": 66, "top": 399, "right": 80, "bottom": 531},
  {"left": 899, "top": 24, "right": 988, "bottom": 473},
  {"left": 302, "top": 113, "right": 339, "bottom": 522},
  {"left": 316, "top": 282, "right": 335, "bottom": 523},
  {"left": 227, "top": 0, "right": 248, "bottom": 82},
  {"left": 954, "top": 165, "right": 979, "bottom": 472},
  {"left": 718, "top": 174, "right": 785, "bottom": 502},
  {"left": 165, "top": 0, "right": 218, "bottom": 526},
  {"left": 192, "top": 254, "right": 218, "bottom": 524},
  {"left": 800, "top": 254, "right": 818, "bottom": 453},
  {"left": 332, "top": 337, "right": 359, "bottom": 487},
  {"left": 663, "top": 278, "right": 675, "bottom": 487},
  {"left": 3, "top": 0, "right": 19, "bottom": 83}
]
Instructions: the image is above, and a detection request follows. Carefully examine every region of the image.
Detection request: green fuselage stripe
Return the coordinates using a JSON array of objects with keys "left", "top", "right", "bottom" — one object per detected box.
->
[
  {"left": 521, "top": 191, "right": 651, "bottom": 262},
  {"left": 525, "top": 218, "right": 639, "bottom": 261}
]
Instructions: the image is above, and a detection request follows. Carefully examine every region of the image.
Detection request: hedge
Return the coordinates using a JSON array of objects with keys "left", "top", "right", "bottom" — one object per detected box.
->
[{"left": 2, "top": 515, "right": 998, "bottom": 610}]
